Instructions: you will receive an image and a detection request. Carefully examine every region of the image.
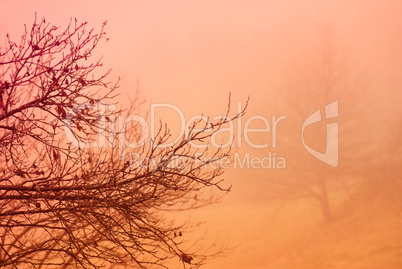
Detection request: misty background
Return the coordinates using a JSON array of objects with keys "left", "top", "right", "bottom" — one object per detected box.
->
[{"left": 1, "top": 0, "right": 401, "bottom": 268}]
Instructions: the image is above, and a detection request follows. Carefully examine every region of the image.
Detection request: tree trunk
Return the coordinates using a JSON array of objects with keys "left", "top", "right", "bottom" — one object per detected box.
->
[{"left": 319, "top": 179, "right": 333, "bottom": 223}]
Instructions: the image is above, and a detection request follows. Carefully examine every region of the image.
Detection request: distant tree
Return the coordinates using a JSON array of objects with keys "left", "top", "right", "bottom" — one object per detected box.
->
[
  {"left": 274, "top": 26, "right": 367, "bottom": 223},
  {"left": 0, "top": 16, "right": 246, "bottom": 268}
]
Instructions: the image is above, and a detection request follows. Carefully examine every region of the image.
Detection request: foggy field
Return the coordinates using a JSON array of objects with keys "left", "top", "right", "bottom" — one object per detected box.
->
[
  {"left": 1, "top": 0, "right": 401, "bottom": 268},
  {"left": 188, "top": 176, "right": 402, "bottom": 269}
]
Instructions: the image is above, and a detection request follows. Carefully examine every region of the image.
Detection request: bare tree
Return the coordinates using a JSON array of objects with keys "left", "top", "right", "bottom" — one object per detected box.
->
[
  {"left": 273, "top": 26, "right": 368, "bottom": 223},
  {"left": 0, "top": 16, "right": 246, "bottom": 268}
]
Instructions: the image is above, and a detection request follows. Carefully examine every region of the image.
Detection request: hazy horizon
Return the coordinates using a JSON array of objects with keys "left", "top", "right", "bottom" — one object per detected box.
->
[{"left": 2, "top": 1, "right": 401, "bottom": 268}]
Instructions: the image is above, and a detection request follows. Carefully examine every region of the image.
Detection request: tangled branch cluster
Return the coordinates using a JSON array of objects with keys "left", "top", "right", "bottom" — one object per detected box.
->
[{"left": 0, "top": 16, "right": 246, "bottom": 268}]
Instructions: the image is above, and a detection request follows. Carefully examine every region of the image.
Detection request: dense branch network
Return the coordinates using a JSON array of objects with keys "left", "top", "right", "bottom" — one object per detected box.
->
[{"left": 0, "top": 16, "right": 246, "bottom": 268}]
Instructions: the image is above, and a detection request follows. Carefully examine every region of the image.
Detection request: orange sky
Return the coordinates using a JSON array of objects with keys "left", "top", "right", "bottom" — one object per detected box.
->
[{"left": 2, "top": 1, "right": 402, "bottom": 268}]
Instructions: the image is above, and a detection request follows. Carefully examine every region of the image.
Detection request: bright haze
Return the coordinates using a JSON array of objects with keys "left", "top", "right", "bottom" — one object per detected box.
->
[{"left": 2, "top": 0, "right": 401, "bottom": 268}]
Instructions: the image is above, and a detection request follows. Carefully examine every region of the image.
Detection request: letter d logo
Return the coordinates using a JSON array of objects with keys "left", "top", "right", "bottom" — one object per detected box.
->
[{"left": 301, "top": 101, "right": 338, "bottom": 167}]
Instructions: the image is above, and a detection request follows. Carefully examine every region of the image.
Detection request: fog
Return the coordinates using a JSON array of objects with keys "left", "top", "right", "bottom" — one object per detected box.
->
[{"left": 2, "top": 0, "right": 401, "bottom": 268}]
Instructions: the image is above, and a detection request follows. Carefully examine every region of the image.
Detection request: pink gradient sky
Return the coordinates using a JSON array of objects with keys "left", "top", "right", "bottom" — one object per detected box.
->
[{"left": 2, "top": 1, "right": 402, "bottom": 268}]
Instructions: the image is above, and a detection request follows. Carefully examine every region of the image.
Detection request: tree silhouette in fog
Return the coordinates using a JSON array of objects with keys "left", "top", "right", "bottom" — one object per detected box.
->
[
  {"left": 0, "top": 16, "right": 245, "bottom": 268},
  {"left": 275, "top": 26, "right": 367, "bottom": 223}
]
